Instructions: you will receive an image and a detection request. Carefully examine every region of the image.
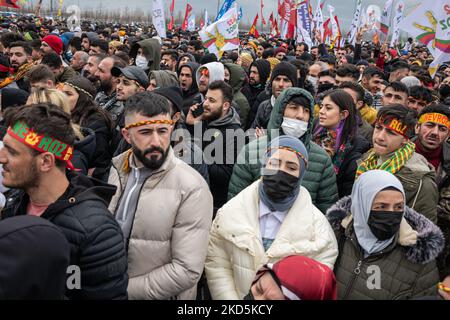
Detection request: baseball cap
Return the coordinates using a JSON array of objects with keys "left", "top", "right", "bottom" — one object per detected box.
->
[{"left": 111, "top": 66, "right": 149, "bottom": 88}]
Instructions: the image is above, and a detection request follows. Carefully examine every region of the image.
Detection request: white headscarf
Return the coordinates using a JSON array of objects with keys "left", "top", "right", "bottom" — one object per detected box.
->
[{"left": 351, "top": 170, "right": 405, "bottom": 256}]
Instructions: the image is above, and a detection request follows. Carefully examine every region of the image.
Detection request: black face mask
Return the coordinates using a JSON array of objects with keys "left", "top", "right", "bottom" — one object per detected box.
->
[
  {"left": 317, "top": 83, "right": 335, "bottom": 94},
  {"left": 243, "top": 291, "right": 254, "bottom": 300},
  {"left": 367, "top": 210, "right": 403, "bottom": 241},
  {"left": 262, "top": 169, "right": 299, "bottom": 200}
]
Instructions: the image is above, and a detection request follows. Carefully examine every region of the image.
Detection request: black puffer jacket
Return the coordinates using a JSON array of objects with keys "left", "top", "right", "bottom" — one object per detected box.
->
[
  {"left": 72, "top": 127, "right": 96, "bottom": 175},
  {"left": 1, "top": 172, "right": 128, "bottom": 300},
  {"left": 178, "top": 62, "right": 202, "bottom": 115}
]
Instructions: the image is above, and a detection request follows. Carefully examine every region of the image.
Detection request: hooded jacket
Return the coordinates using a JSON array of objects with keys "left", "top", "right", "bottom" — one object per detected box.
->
[
  {"left": 149, "top": 70, "right": 179, "bottom": 88},
  {"left": 195, "top": 62, "right": 225, "bottom": 93},
  {"left": 176, "top": 53, "right": 196, "bottom": 72},
  {"left": 245, "top": 60, "right": 271, "bottom": 126},
  {"left": 178, "top": 62, "right": 201, "bottom": 115},
  {"left": 228, "top": 88, "right": 339, "bottom": 214},
  {"left": 326, "top": 196, "right": 444, "bottom": 299},
  {"left": 0, "top": 215, "right": 70, "bottom": 300},
  {"left": 206, "top": 180, "right": 338, "bottom": 299},
  {"left": 131, "top": 38, "right": 161, "bottom": 71},
  {"left": 224, "top": 63, "right": 251, "bottom": 129},
  {"left": 1, "top": 172, "right": 128, "bottom": 300},
  {"left": 72, "top": 127, "right": 96, "bottom": 175}
]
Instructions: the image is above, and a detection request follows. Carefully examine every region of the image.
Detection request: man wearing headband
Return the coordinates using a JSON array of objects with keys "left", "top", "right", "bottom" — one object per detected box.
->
[
  {"left": 357, "top": 104, "right": 438, "bottom": 224},
  {"left": 0, "top": 103, "right": 128, "bottom": 300},
  {"left": 108, "top": 91, "right": 213, "bottom": 300}
]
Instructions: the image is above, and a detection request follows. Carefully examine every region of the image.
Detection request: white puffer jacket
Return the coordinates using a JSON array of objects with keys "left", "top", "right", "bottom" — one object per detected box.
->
[{"left": 205, "top": 180, "right": 338, "bottom": 300}]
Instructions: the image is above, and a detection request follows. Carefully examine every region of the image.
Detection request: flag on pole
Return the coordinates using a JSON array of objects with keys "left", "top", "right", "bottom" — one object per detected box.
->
[
  {"left": 200, "top": 10, "right": 210, "bottom": 29},
  {"left": 347, "top": 0, "right": 362, "bottom": 45},
  {"left": 238, "top": 7, "right": 243, "bottom": 22},
  {"left": 380, "top": 0, "right": 394, "bottom": 37},
  {"left": 188, "top": 14, "right": 196, "bottom": 32},
  {"left": 182, "top": 3, "right": 193, "bottom": 31},
  {"left": 390, "top": 1, "right": 405, "bottom": 47},
  {"left": 313, "top": 0, "right": 324, "bottom": 41},
  {"left": 398, "top": 0, "right": 450, "bottom": 77},
  {"left": 199, "top": 5, "right": 239, "bottom": 59},
  {"left": 0, "top": 0, "right": 20, "bottom": 8},
  {"left": 216, "top": 0, "right": 235, "bottom": 22},
  {"left": 249, "top": 14, "right": 260, "bottom": 37},
  {"left": 168, "top": 0, "right": 175, "bottom": 31},
  {"left": 328, "top": 5, "right": 340, "bottom": 45},
  {"left": 297, "top": 1, "right": 312, "bottom": 47},
  {"left": 278, "top": 0, "right": 296, "bottom": 39},
  {"left": 261, "top": 0, "right": 266, "bottom": 25},
  {"left": 152, "top": 0, "right": 167, "bottom": 38}
]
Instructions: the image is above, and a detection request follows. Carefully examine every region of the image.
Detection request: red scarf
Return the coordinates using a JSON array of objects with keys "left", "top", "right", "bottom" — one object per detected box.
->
[{"left": 415, "top": 140, "right": 442, "bottom": 171}]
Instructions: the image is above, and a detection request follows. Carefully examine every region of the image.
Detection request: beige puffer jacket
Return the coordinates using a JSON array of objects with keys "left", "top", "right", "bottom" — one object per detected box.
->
[
  {"left": 109, "top": 148, "right": 213, "bottom": 300},
  {"left": 205, "top": 180, "right": 339, "bottom": 300}
]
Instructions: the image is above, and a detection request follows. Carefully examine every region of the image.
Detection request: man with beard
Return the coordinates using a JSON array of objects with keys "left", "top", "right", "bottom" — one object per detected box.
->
[
  {"left": 186, "top": 80, "right": 244, "bottom": 210},
  {"left": 245, "top": 59, "right": 271, "bottom": 127},
  {"left": 70, "top": 51, "right": 89, "bottom": 74},
  {"left": 82, "top": 53, "right": 105, "bottom": 87},
  {"left": 9, "top": 41, "right": 34, "bottom": 92},
  {"left": 0, "top": 103, "right": 128, "bottom": 299},
  {"left": 178, "top": 61, "right": 201, "bottom": 116},
  {"left": 108, "top": 91, "right": 213, "bottom": 299},
  {"left": 94, "top": 56, "right": 127, "bottom": 126}
]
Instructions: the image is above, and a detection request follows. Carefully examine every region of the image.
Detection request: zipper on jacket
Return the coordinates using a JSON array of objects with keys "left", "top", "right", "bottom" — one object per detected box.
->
[
  {"left": 342, "top": 259, "right": 363, "bottom": 299},
  {"left": 121, "top": 168, "right": 140, "bottom": 223}
]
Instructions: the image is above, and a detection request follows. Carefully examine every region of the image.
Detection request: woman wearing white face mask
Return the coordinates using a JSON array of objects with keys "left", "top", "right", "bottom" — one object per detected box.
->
[{"left": 313, "top": 89, "right": 371, "bottom": 198}]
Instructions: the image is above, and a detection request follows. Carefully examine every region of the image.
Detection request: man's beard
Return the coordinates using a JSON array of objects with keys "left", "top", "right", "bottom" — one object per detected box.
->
[
  {"left": 202, "top": 106, "right": 223, "bottom": 122},
  {"left": 99, "top": 78, "right": 112, "bottom": 93},
  {"left": 132, "top": 145, "right": 169, "bottom": 170},
  {"left": 84, "top": 71, "right": 99, "bottom": 85},
  {"left": 3, "top": 159, "right": 40, "bottom": 190}
]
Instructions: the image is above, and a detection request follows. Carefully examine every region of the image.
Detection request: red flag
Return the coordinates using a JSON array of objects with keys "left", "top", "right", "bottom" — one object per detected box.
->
[
  {"left": 0, "top": 0, "right": 20, "bottom": 9},
  {"left": 168, "top": 0, "right": 175, "bottom": 31},
  {"left": 261, "top": 0, "right": 266, "bottom": 25},
  {"left": 269, "top": 12, "right": 274, "bottom": 25},
  {"left": 249, "top": 14, "right": 260, "bottom": 37},
  {"left": 182, "top": 3, "right": 192, "bottom": 31},
  {"left": 323, "top": 18, "right": 332, "bottom": 43}
]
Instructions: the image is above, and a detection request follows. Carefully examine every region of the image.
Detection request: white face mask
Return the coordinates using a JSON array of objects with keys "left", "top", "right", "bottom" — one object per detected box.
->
[
  {"left": 135, "top": 55, "right": 149, "bottom": 69},
  {"left": 281, "top": 117, "right": 309, "bottom": 138},
  {"left": 307, "top": 75, "right": 318, "bottom": 89}
]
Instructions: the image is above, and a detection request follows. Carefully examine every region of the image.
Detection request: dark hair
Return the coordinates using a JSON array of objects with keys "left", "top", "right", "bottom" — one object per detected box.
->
[
  {"left": 208, "top": 80, "right": 233, "bottom": 104},
  {"left": 124, "top": 91, "right": 170, "bottom": 118},
  {"left": 362, "top": 66, "right": 385, "bottom": 80},
  {"left": 377, "top": 104, "right": 418, "bottom": 138},
  {"left": 114, "top": 51, "right": 130, "bottom": 65},
  {"left": 409, "top": 85, "right": 433, "bottom": 103},
  {"left": 390, "top": 60, "right": 411, "bottom": 72},
  {"left": 89, "top": 53, "right": 107, "bottom": 65},
  {"left": 339, "top": 81, "right": 365, "bottom": 102},
  {"left": 262, "top": 48, "right": 275, "bottom": 59},
  {"left": 69, "top": 37, "right": 82, "bottom": 51},
  {"left": 90, "top": 39, "right": 109, "bottom": 54},
  {"left": 419, "top": 103, "right": 450, "bottom": 119},
  {"left": 290, "top": 59, "right": 309, "bottom": 87},
  {"left": 26, "top": 64, "right": 56, "bottom": 84},
  {"left": 0, "top": 33, "right": 25, "bottom": 48},
  {"left": 296, "top": 42, "right": 309, "bottom": 52},
  {"left": 322, "top": 89, "right": 357, "bottom": 144},
  {"left": 9, "top": 41, "right": 32, "bottom": 56},
  {"left": 4, "top": 103, "right": 75, "bottom": 170},
  {"left": 336, "top": 64, "right": 360, "bottom": 80},
  {"left": 41, "top": 52, "right": 62, "bottom": 69},
  {"left": 100, "top": 30, "right": 110, "bottom": 39},
  {"left": 318, "top": 69, "right": 336, "bottom": 78},
  {"left": 161, "top": 49, "right": 179, "bottom": 62},
  {"left": 65, "top": 76, "right": 112, "bottom": 131},
  {"left": 30, "top": 39, "right": 41, "bottom": 50},
  {"left": 259, "top": 41, "right": 271, "bottom": 49},
  {"left": 385, "top": 81, "right": 409, "bottom": 95}
]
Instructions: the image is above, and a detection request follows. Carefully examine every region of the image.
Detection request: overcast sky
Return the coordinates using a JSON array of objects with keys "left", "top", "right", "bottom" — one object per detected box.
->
[{"left": 31, "top": 0, "right": 421, "bottom": 31}]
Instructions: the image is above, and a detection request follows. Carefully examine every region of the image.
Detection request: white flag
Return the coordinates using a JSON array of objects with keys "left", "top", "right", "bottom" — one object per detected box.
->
[
  {"left": 204, "top": 9, "right": 210, "bottom": 28},
  {"left": 151, "top": 0, "right": 166, "bottom": 38},
  {"left": 313, "top": 0, "right": 324, "bottom": 42},
  {"left": 328, "top": 5, "right": 339, "bottom": 42},
  {"left": 347, "top": 0, "right": 362, "bottom": 45},
  {"left": 188, "top": 14, "right": 196, "bottom": 31},
  {"left": 380, "top": 0, "right": 394, "bottom": 36},
  {"left": 390, "top": 2, "right": 405, "bottom": 48}
]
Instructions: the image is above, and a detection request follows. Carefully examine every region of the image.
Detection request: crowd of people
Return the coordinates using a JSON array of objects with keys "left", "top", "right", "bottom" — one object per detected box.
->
[{"left": 0, "top": 12, "right": 449, "bottom": 300}]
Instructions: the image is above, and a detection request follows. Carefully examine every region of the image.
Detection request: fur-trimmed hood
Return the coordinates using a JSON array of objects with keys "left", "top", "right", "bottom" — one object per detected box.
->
[{"left": 326, "top": 196, "right": 444, "bottom": 265}]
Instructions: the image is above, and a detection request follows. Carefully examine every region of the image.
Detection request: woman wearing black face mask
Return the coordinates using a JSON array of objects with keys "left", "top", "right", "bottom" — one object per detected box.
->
[
  {"left": 327, "top": 170, "right": 444, "bottom": 300},
  {"left": 205, "top": 135, "right": 339, "bottom": 300}
]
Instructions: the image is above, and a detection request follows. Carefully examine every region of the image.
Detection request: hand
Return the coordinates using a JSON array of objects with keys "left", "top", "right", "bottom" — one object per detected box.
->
[
  {"left": 186, "top": 104, "right": 203, "bottom": 125},
  {"left": 438, "top": 276, "right": 450, "bottom": 300},
  {"left": 356, "top": 28, "right": 366, "bottom": 44},
  {"left": 255, "top": 127, "right": 266, "bottom": 138}
]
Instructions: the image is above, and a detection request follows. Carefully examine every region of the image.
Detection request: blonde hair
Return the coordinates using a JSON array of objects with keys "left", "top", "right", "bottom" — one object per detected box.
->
[{"left": 27, "top": 88, "right": 83, "bottom": 139}]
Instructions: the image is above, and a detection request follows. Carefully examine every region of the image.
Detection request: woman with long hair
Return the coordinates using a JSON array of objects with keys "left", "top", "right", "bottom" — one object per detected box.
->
[
  {"left": 313, "top": 89, "right": 370, "bottom": 197},
  {"left": 61, "top": 76, "right": 114, "bottom": 180}
]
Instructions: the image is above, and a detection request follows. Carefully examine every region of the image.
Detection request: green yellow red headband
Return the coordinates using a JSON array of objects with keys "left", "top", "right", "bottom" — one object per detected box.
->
[
  {"left": 8, "top": 121, "right": 76, "bottom": 170},
  {"left": 418, "top": 113, "right": 450, "bottom": 129},
  {"left": 377, "top": 116, "right": 409, "bottom": 138}
]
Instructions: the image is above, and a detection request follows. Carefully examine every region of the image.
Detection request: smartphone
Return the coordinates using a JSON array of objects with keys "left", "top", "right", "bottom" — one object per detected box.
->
[{"left": 192, "top": 102, "right": 204, "bottom": 118}]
